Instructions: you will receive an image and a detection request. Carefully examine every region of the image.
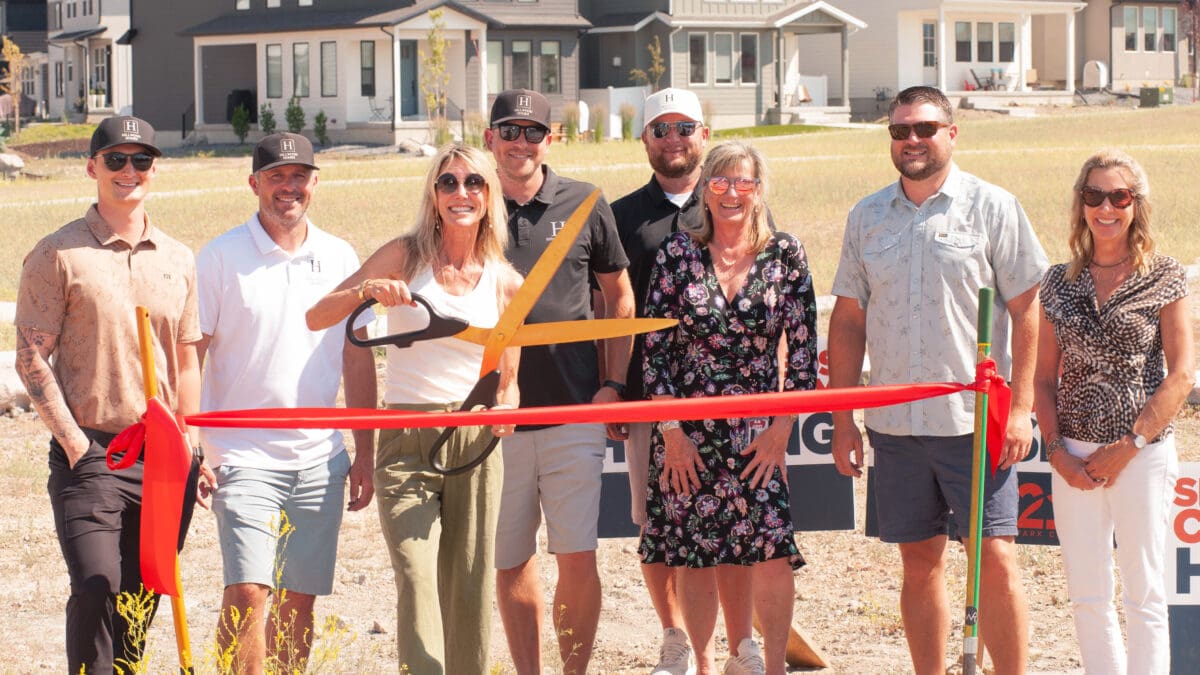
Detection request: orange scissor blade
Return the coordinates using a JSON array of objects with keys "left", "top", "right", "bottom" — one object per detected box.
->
[
  {"left": 479, "top": 189, "right": 601, "bottom": 376},
  {"left": 456, "top": 317, "right": 677, "bottom": 347}
]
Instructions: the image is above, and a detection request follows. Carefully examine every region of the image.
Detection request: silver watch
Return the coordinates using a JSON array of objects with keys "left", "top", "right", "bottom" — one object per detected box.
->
[
  {"left": 1129, "top": 433, "right": 1147, "bottom": 449},
  {"left": 660, "top": 420, "right": 682, "bottom": 433}
]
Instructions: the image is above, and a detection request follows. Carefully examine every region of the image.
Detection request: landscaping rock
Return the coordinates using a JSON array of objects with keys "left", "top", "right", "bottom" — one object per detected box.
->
[{"left": 0, "top": 152, "right": 25, "bottom": 180}]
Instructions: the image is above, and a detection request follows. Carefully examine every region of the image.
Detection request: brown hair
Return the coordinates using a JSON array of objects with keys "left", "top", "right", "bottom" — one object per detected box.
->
[
  {"left": 888, "top": 86, "right": 954, "bottom": 125},
  {"left": 688, "top": 140, "right": 772, "bottom": 253}
]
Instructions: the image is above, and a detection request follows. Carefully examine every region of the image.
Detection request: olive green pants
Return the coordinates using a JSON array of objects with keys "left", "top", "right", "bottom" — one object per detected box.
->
[{"left": 375, "top": 403, "right": 502, "bottom": 674}]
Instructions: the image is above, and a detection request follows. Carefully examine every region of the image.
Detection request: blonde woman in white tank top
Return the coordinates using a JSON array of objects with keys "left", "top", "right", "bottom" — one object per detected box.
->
[{"left": 308, "top": 144, "right": 523, "bottom": 674}]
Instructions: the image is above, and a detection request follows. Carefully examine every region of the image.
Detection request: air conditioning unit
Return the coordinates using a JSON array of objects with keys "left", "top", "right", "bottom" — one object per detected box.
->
[{"left": 1083, "top": 60, "right": 1109, "bottom": 90}]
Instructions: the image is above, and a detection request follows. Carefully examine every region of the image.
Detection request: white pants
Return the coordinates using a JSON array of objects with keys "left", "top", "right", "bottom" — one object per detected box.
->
[{"left": 1052, "top": 435, "right": 1178, "bottom": 675}]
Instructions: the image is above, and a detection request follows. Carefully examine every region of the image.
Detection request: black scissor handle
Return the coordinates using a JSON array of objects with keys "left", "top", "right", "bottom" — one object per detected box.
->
[
  {"left": 428, "top": 370, "right": 504, "bottom": 476},
  {"left": 346, "top": 293, "right": 469, "bottom": 349}
]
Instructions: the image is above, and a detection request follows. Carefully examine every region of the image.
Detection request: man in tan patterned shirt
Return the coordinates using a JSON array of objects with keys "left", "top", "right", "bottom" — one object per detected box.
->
[{"left": 14, "top": 116, "right": 205, "bottom": 672}]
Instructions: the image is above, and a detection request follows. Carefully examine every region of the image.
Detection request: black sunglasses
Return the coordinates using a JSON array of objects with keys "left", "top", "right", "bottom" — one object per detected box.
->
[
  {"left": 650, "top": 121, "right": 699, "bottom": 139},
  {"left": 707, "top": 176, "right": 759, "bottom": 195},
  {"left": 436, "top": 172, "right": 487, "bottom": 195},
  {"left": 100, "top": 151, "right": 155, "bottom": 172},
  {"left": 887, "top": 121, "right": 950, "bottom": 141},
  {"left": 1080, "top": 186, "right": 1135, "bottom": 209},
  {"left": 494, "top": 123, "right": 548, "bottom": 144}
]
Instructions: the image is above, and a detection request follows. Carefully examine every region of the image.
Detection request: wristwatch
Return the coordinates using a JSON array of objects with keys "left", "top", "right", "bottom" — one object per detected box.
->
[
  {"left": 660, "top": 420, "right": 682, "bottom": 433},
  {"left": 1045, "top": 436, "right": 1065, "bottom": 460},
  {"left": 1128, "top": 433, "right": 1148, "bottom": 449},
  {"left": 602, "top": 379, "right": 626, "bottom": 398}
]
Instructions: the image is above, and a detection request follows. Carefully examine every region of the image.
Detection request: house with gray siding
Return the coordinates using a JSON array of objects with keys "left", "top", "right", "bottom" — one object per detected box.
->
[
  {"left": 1, "top": 0, "right": 48, "bottom": 117},
  {"left": 179, "top": 0, "right": 590, "bottom": 145},
  {"left": 43, "top": 0, "right": 133, "bottom": 119},
  {"left": 581, "top": 0, "right": 867, "bottom": 127}
]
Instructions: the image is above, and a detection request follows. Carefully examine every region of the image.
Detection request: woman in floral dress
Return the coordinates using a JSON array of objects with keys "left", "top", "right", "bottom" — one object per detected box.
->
[{"left": 639, "top": 141, "right": 816, "bottom": 675}]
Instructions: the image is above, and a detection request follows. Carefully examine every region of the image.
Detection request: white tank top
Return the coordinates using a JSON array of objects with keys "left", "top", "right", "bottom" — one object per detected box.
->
[{"left": 384, "top": 263, "right": 500, "bottom": 404}]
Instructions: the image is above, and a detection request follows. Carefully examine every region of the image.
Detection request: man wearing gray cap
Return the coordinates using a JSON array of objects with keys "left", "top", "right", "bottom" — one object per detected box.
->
[
  {"left": 195, "top": 132, "right": 376, "bottom": 670},
  {"left": 15, "top": 115, "right": 205, "bottom": 671},
  {"left": 485, "top": 88, "right": 634, "bottom": 675}
]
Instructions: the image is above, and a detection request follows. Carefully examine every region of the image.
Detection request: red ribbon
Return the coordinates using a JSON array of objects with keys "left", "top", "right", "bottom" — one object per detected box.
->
[
  {"left": 975, "top": 358, "right": 1012, "bottom": 476},
  {"left": 105, "top": 397, "right": 192, "bottom": 597}
]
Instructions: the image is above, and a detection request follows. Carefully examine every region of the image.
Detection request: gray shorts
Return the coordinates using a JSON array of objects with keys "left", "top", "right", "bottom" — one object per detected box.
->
[
  {"left": 495, "top": 424, "right": 605, "bottom": 569},
  {"left": 867, "top": 430, "right": 1017, "bottom": 543},
  {"left": 212, "top": 451, "right": 350, "bottom": 595}
]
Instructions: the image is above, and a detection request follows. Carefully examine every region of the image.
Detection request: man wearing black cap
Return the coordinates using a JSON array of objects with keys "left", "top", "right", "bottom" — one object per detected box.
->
[
  {"left": 485, "top": 88, "right": 634, "bottom": 674},
  {"left": 194, "top": 132, "right": 376, "bottom": 671},
  {"left": 15, "top": 115, "right": 205, "bottom": 671}
]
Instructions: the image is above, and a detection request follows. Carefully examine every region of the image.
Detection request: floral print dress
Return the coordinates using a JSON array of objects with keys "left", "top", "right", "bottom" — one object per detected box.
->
[{"left": 638, "top": 231, "right": 817, "bottom": 569}]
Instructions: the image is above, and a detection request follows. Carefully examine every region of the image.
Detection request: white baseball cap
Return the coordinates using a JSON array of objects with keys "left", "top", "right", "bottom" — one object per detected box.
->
[{"left": 642, "top": 88, "right": 704, "bottom": 130}]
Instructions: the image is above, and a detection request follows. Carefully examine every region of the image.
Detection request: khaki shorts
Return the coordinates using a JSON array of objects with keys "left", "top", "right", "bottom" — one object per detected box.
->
[{"left": 494, "top": 424, "right": 606, "bottom": 569}]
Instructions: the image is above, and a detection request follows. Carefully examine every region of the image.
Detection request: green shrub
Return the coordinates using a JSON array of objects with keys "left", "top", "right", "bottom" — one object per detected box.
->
[
  {"left": 231, "top": 104, "right": 250, "bottom": 144},
  {"left": 563, "top": 103, "right": 579, "bottom": 144},
  {"left": 619, "top": 103, "right": 636, "bottom": 141},
  {"left": 314, "top": 111, "right": 329, "bottom": 146},
  {"left": 259, "top": 103, "right": 277, "bottom": 135},
  {"left": 285, "top": 97, "right": 305, "bottom": 134},
  {"left": 463, "top": 112, "right": 486, "bottom": 147},
  {"left": 591, "top": 104, "right": 606, "bottom": 142}
]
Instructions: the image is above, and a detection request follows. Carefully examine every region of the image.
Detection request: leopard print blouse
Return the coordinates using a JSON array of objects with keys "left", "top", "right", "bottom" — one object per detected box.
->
[{"left": 1041, "top": 253, "right": 1188, "bottom": 444}]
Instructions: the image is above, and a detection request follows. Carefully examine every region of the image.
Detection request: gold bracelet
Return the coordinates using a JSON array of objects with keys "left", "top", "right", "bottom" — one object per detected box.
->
[{"left": 357, "top": 280, "right": 369, "bottom": 301}]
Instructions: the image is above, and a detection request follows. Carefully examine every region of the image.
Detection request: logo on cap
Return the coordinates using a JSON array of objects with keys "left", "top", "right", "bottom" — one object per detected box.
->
[
  {"left": 123, "top": 119, "right": 139, "bottom": 134},
  {"left": 664, "top": 93, "right": 675, "bottom": 103},
  {"left": 281, "top": 138, "right": 296, "bottom": 153},
  {"left": 517, "top": 95, "right": 531, "bottom": 109}
]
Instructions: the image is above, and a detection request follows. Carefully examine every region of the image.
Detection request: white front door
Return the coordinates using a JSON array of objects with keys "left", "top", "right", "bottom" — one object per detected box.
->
[{"left": 922, "top": 22, "right": 937, "bottom": 85}]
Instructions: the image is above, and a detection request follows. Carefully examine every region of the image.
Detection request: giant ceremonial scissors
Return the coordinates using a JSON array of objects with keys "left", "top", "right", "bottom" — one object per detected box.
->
[{"left": 344, "top": 189, "right": 675, "bottom": 475}]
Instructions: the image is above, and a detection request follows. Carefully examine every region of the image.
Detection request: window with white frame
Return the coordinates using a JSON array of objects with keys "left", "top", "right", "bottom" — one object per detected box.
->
[
  {"left": 998, "top": 23, "right": 1014, "bottom": 62},
  {"left": 320, "top": 42, "right": 336, "bottom": 97},
  {"left": 1163, "top": 7, "right": 1177, "bottom": 52},
  {"left": 922, "top": 23, "right": 935, "bottom": 67},
  {"left": 976, "top": 22, "right": 993, "bottom": 62},
  {"left": 360, "top": 41, "right": 375, "bottom": 97},
  {"left": 486, "top": 41, "right": 503, "bottom": 94},
  {"left": 266, "top": 44, "right": 282, "bottom": 98},
  {"left": 21, "top": 65, "right": 35, "bottom": 94},
  {"left": 92, "top": 47, "right": 107, "bottom": 97},
  {"left": 740, "top": 34, "right": 758, "bottom": 84},
  {"left": 1124, "top": 7, "right": 1138, "bottom": 51},
  {"left": 267, "top": 0, "right": 280, "bottom": 8},
  {"left": 1143, "top": 7, "right": 1158, "bottom": 51},
  {"left": 512, "top": 40, "right": 532, "bottom": 90},
  {"left": 955, "top": 22, "right": 971, "bottom": 62},
  {"left": 540, "top": 41, "right": 561, "bottom": 94},
  {"left": 236, "top": 0, "right": 249, "bottom": 9},
  {"left": 689, "top": 34, "right": 707, "bottom": 85},
  {"left": 294, "top": 43, "right": 310, "bottom": 97},
  {"left": 55, "top": 62, "right": 64, "bottom": 96},
  {"left": 714, "top": 33, "right": 733, "bottom": 84},
  {"left": 54, "top": 3, "right": 62, "bottom": 29},
  {"left": 299, "top": 0, "right": 313, "bottom": 6}
]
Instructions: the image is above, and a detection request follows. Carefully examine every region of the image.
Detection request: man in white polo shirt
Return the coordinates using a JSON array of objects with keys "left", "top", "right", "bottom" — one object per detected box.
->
[{"left": 195, "top": 132, "right": 376, "bottom": 671}]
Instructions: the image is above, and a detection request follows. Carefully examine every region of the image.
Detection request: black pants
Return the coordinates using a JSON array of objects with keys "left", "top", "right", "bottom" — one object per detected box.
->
[{"left": 48, "top": 429, "right": 197, "bottom": 673}]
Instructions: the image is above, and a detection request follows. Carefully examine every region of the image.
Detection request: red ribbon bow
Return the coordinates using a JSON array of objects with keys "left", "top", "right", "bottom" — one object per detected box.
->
[{"left": 974, "top": 358, "right": 1012, "bottom": 476}]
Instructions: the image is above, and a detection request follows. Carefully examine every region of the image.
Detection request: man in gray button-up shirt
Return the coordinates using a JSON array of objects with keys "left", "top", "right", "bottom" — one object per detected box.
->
[{"left": 829, "top": 86, "right": 1047, "bottom": 675}]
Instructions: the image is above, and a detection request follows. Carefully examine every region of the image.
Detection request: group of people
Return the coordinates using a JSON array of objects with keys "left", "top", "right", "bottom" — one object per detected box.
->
[{"left": 13, "top": 82, "right": 1191, "bottom": 675}]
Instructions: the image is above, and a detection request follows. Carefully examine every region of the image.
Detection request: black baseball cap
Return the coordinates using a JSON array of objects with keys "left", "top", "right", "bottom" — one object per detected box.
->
[
  {"left": 90, "top": 116, "right": 162, "bottom": 156},
  {"left": 253, "top": 132, "right": 319, "bottom": 172},
  {"left": 490, "top": 89, "right": 551, "bottom": 129}
]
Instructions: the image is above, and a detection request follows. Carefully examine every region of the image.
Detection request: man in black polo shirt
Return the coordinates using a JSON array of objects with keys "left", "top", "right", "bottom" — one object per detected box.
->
[
  {"left": 485, "top": 88, "right": 633, "bottom": 675},
  {"left": 609, "top": 86, "right": 709, "bottom": 675}
]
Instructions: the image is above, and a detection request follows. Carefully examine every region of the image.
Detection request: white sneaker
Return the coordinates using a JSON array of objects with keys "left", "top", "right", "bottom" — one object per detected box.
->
[
  {"left": 722, "top": 638, "right": 765, "bottom": 675},
  {"left": 651, "top": 627, "right": 696, "bottom": 675}
]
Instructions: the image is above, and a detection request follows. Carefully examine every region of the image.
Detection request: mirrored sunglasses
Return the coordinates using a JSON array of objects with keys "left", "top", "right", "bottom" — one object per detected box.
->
[
  {"left": 494, "top": 123, "right": 548, "bottom": 144},
  {"left": 1080, "top": 186, "right": 1135, "bottom": 209},
  {"left": 887, "top": 121, "right": 950, "bottom": 141},
  {"left": 100, "top": 151, "right": 155, "bottom": 172},
  {"left": 436, "top": 172, "right": 487, "bottom": 195},
  {"left": 707, "top": 176, "right": 760, "bottom": 195},
  {"left": 650, "top": 121, "right": 699, "bottom": 139}
]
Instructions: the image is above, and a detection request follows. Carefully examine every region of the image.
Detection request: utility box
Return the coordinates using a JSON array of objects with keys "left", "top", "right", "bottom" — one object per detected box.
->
[
  {"left": 1083, "top": 61, "right": 1109, "bottom": 90},
  {"left": 1139, "top": 86, "right": 1173, "bottom": 107}
]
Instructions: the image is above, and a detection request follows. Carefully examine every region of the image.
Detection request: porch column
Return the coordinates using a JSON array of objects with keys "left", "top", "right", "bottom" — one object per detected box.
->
[
  {"left": 841, "top": 25, "right": 850, "bottom": 106},
  {"left": 392, "top": 29, "right": 401, "bottom": 128},
  {"left": 937, "top": 5, "right": 947, "bottom": 91},
  {"left": 1019, "top": 12, "right": 1032, "bottom": 91},
  {"left": 776, "top": 28, "right": 784, "bottom": 116},
  {"left": 1065, "top": 11, "right": 1076, "bottom": 93},
  {"left": 479, "top": 27, "right": 488, "bottom": 115},
  {"left": 193, "top": 42, "right": 204, "bottom": 125}
]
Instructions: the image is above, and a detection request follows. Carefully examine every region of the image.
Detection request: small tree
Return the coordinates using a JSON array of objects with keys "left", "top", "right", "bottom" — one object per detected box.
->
[
  {"left": 285, "top": 96, "right": 305, "bottom": 134},
  {"left": 420, "top": 9, "right": 451, "bottom": 143},
  {"left": 563, "top": 102, "right": 579, "bottom": 144},
  {"left": 313, "top": 111, "right": 329, "bottom": 146},
  {"left": 259, "top": 102, "right": 277, "bottom": 135},
  {"left": 629, "top": 35, "right": 667, "bottom": 92},
  {"left": 231, "top": 104, "right": 251, "bottom": 144},
  {"left": 591, "top": 104, "right": 606, "bottom": 142},
  {"left": 1, "top": 35, "right": 28, "bottom": 137},
  {"left": 619, "top": 103, "right": 636, "bottom": 141}
]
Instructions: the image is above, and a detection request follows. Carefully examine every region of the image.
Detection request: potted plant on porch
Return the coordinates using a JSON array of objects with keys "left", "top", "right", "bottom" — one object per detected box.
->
[{"left": 89, "top": 87, "right": 106, "bottom": 109}]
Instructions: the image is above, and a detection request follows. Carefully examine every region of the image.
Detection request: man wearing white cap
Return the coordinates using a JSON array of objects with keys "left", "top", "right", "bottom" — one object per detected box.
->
[{"left": 609, "top": 87, "right": 710, "bottom": 675}]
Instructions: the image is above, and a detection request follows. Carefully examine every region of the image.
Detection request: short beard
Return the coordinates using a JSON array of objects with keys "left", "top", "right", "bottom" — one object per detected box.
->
[
  {"left": 897, "top": 160, "right": 941, "bottom": 182},
  {"left": 650, "top": 149, "right": 701, "bottom": 180}
]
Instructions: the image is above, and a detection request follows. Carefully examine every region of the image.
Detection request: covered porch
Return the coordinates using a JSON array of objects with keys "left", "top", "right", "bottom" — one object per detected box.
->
[{"left": 769, "top": 1, "right": 867, "bottom": 125}]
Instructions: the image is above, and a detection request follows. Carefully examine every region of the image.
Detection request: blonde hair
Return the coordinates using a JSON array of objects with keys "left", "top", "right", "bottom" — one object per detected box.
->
[
  {"left": 400, "top": 143, "right": 510, "bottom": 281},
  {"left": 688, "top": 140, "right": 772, "bottom": 253},
  {"left": 1065, "top": 148, "right": 1154, "bottom": 282}
]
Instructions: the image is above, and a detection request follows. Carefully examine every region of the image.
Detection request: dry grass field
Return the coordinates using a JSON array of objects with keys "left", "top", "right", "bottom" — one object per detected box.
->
[{"left": 2, "top": 106, "right": 1199, "bottom": 672}]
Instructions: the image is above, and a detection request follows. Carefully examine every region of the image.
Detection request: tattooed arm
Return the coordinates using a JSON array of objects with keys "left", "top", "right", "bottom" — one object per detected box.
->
[{"left": 15, "top": 326, "right": 90, "bottom": 468}]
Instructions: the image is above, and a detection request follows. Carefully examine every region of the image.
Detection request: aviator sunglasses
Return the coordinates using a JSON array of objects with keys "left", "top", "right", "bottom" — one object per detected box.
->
[
  {"left": 100, "top": 151, "right": 155, "bottom": 172},
  {"left": 887, "top": 121, "right": 950, "bottom": 141},
  {"left": 707, "top": 176, "right": 760, "bottom": 195},
  {"left": 436, "top": 172, "right": 487, "bottom": 195},
  {"left": 494, "top": 123, "right": 549, "bottom": 144},
  {"left": 650, "top": 121, "right": 699, "bottom": 139},
  {"left": 1080, "top": 186, "right": 1135, "bottom": 209}
]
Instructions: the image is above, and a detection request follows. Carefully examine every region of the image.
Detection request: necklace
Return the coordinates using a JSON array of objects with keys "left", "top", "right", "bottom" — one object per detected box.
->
[
  {"left": 1089, "top": 254, "right": 1130, "bottom": 269},
  {"left": 1088, "top": 255, "right": 1131, "bottom": 287}
]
